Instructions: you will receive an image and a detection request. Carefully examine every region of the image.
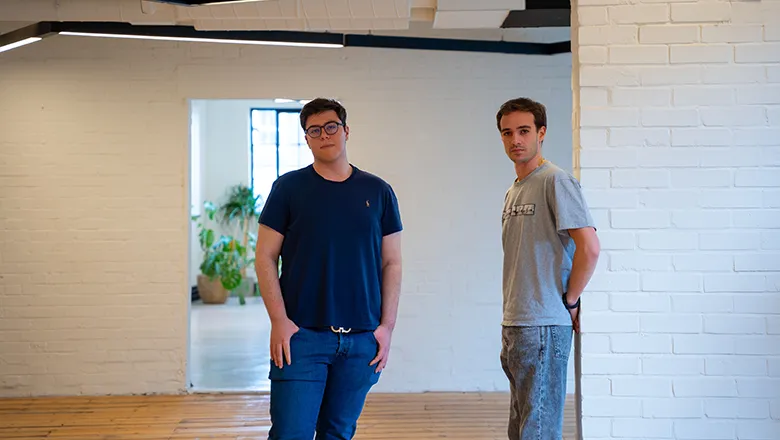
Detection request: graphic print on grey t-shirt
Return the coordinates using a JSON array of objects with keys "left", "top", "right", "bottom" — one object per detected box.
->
[
  {"left": 505, "top": 203, "right": 536, "bottom": 217},
  {"left": 501, "top": 161, "right": 595, "bottom": 327}
]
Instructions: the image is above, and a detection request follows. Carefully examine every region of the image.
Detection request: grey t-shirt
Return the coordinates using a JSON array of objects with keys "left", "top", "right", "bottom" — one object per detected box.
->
[{"left": 501, "top": 161, "right": 595, "bottom": 327}]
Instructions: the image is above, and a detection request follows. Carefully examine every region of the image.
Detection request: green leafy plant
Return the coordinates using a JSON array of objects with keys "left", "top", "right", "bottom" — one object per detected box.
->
[
  {"left": 217, "top": 184, "right": 263, "bottom": 302},
  {"left": 219, "top": 185, "right": 261, "bottom": 254},
  {"left": 201, "top": 236, "right": 247, "bottom": 292},
  {"left": 193, "top": 201, "right": 218, "bottom": 260},
  {"left": 192, "top": 200, "right": 252, "bottom": 304}
]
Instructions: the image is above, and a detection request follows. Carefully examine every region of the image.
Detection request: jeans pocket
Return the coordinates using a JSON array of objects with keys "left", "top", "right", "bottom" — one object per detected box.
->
[{"left": 549, "top": 326, "right": 573, "bottom": 361}]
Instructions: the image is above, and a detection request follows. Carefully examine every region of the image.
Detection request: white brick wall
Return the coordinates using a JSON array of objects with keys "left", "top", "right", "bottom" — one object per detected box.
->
[
  {"left": 574, "top": 0, "right": 780, "bottom": 438},
  {"left": 0, "top": 35, "right": 573, "bottom": 396}
]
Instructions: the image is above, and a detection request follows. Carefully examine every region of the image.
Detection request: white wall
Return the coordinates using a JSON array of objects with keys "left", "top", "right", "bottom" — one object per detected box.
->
[
  {"left": 0, "top": 36, "right": 573, "bottom": 396},
  {"left": 573, "top": 0, "right": 780, "bottom": 438}
]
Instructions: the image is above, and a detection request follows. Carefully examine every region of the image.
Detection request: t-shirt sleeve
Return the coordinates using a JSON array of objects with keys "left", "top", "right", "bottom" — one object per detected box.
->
[
  {"left": 551, "top": 176, "right": 596, "bottom": 232},
  {"left": 258, "top": 178, "right": 289, "bottom": 235},
  {"left": 381, "top": 184, "right": 403, "bottom": 236}
]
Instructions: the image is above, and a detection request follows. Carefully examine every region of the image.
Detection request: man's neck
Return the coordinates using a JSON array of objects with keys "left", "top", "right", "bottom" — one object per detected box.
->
[
  {"left": 514, "top": 155, "right": 545, "bottom": 182},
  {"left": 313, "top": 158, "right": 352, "bottom": 182}
]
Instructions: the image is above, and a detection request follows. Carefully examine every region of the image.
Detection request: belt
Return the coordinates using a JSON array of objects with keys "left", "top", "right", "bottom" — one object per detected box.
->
[
  {"left": 325, "top": 326, "right": 373, "bottom": 334},
  {"left": 330, "top": 326, "right": 352, "bottom": 334}
]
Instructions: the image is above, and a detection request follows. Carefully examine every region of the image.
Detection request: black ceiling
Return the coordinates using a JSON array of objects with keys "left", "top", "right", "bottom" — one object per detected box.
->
[{"left": 502, "top": 0, "right": 571, "bottom": 28}]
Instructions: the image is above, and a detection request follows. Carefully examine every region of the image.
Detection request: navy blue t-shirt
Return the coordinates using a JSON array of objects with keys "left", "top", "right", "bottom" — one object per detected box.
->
[{"left": 258, "top": 164, "right": 402, "bottom": 331}]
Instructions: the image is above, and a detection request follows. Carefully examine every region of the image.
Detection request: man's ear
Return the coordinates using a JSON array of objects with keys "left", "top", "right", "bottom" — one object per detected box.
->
[
  {"left": 538, "top": 126, "right": 546, "bottom": 143},
  {"left": 344, "top": 124, "right": 349, "bottom": 141}
]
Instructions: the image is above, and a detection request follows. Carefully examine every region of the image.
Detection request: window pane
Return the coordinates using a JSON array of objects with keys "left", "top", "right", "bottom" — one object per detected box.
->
[
  {"left": 251, "top": 109, "right": 274, "bottom": 131},
  {"left": 278, "top": 111, "right": 312, "bottom": 176},
  {"left": 253, "top": 166, "right": 277, "bottom": 204},
  {"left": 278, "top": 112, "right": 304, "bottom": 146},
  {"left": 250, "top": 109, "right": 279, "bottom": 203},
  {"left": 251, "top": 110, "right": 277, "bottom": 145},
  {"left": 252, "top": 139, "right": 277, "bottom": 168},
  {"left": 250, "top": 108, "right": 313, "bottom": 203},
  {"left": 278, "top": 144, "right": 313, "bottom": 176}
]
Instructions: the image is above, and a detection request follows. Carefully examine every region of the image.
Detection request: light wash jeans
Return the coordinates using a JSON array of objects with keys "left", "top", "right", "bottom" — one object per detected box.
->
[
  {"left": 267, "top": 327, "right": 381, "bottom": 440},
  {"left": 500, "top": 325, "right": 573, "bottom": 440}
]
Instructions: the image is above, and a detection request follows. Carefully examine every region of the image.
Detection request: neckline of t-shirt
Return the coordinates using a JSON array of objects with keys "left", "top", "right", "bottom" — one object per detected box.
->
[
  {"left": 514, "top": 161, "right": 549, "bottom": 186},
  {"left": 309, "top": 163, "right": 360, "bottom": 184}
]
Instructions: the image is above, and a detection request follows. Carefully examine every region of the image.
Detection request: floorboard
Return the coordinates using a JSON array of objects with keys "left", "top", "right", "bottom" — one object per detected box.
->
[{"left": 0, "top": 392, "right": 576, "bottom": 439}]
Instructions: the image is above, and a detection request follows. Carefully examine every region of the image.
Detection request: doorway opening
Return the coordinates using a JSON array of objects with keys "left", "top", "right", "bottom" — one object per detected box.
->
[{"left": 187, "top": 98, "right": 313, "bottom": 392}]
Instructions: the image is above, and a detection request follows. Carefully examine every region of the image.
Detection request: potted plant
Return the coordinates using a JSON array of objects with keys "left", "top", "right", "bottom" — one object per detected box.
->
[
  {"left": 192, "top": 201, "right": 250, "bottom": 304},
  {"left": 217, "top": 184, "right": 263, "bottom": 303}
]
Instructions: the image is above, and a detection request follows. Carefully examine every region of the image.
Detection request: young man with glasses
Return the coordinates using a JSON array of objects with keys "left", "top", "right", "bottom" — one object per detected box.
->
[
  {"left": 254, "top": 98, "right": 403, "bottom": 439},
  {"left": 497, "top": 97, "right": 600, "bottom": 439}
]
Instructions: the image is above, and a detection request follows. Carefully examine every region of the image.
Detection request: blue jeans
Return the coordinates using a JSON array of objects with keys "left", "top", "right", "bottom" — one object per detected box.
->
[
  {"left": 500, "top": 325, "right": 572, "bottom": 440},
  {"left": 268, "top": 327, "right": 381, "bottom": 440}
]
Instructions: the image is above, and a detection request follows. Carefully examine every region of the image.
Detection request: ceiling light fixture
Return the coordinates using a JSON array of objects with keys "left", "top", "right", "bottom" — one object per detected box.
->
[
  {"left": 0, "top": 37, "right": 42, "bottom": 54},
  {"left": 58, "top": 31, "right": 343, "bottom": 49},
  {"left": 0, "top": 23, "right": 55, "bottom": 54},
  {"left": 0, "top": 22, "right": 344, "bottom": 55}
]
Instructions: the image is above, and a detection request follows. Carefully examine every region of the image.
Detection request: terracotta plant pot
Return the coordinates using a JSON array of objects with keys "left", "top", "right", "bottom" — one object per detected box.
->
[{"left": 197, "top": 274, "right": 229, "bottom": 304}]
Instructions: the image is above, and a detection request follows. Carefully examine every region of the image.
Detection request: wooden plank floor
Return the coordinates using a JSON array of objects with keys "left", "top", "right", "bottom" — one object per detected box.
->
[{"left": 0, "top": 392, "right": 576, "bottom": 440}]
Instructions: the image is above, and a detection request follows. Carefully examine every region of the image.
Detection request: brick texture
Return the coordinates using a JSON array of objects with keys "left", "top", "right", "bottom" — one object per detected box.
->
[{"left": 573, "top": 0, "right": 780, "bottom": 438}]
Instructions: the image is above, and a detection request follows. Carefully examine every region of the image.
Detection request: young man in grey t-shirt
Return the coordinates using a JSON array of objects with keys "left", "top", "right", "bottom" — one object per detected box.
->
[{"left": 497, "top": 97, "right": 600, "bottom": 439}]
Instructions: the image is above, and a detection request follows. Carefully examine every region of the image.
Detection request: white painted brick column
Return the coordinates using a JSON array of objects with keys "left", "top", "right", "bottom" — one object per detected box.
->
[{"left": 572, "top": 0, "right": 780, "bottom": 438}]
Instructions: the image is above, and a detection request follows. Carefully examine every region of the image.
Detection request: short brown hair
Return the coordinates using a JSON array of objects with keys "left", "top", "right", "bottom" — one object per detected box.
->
[
  {"left": 496, "top": 97, "right": 547, "bottom": 132},
  {"left": 300, "top": 98, "right": 347, "bottom": 130}
]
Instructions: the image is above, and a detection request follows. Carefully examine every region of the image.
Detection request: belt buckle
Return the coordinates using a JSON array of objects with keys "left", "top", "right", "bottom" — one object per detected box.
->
[{"left": 330, "top": 326, "right": 351, "bottom": 334}]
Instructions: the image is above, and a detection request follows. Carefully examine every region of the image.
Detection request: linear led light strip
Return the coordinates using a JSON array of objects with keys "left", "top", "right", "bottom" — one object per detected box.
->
[
  {"left": 0, "top": 37, "right": 43, "bottom": 53},
  {"left": 57, "top": 31, "right": 343, "bottom": 49}
]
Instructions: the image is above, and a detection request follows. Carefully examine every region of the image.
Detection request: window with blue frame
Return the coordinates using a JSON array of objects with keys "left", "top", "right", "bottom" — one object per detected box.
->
[{"left": 250, "top": 108, "right": 313, "bottom": 205}]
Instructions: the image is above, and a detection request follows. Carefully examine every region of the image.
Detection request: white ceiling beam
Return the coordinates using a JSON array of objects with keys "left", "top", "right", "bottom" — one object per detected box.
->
[
  {"left": 436, "top": 0, "right": 524, "bottom": 11},
  {"left": 410, "top": 0, "right": 435, "bottom": 8},
  {"left": 431, "top": 0, "right": 523, "bottom": 29},
  {"left": 0, "top": 0, "right": 178, "bottom": 24},
  {"left": 0, "top": 0, "right": 548, "bottom": 33},
  {"left": 432, "top": 10, "right": 510, "bottom": 29}
]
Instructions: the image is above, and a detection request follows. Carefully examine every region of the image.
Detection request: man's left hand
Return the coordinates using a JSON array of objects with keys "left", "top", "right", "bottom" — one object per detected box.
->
[
  {"left": 569, "top": 306, "right": 580, "bottom": 334},
  {"left": 566, "top": 293, "right": 580, "bottom": 334},
  {"left": 369, "top": 325, "right": 393, "bottom": 373}
]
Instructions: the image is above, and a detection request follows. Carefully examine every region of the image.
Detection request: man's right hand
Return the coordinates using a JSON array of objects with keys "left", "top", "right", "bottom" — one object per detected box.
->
[{"left": 270, "top": 317, "right": 299, "bottom": 368}]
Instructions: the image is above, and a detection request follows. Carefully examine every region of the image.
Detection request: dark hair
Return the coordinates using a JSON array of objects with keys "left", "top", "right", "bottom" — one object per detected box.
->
[
  {"left": 299, "top": 98, "right": 347, "bottom": 130},
  {"left": 496, "top": 97, "right": 547, "bottom": 132}
]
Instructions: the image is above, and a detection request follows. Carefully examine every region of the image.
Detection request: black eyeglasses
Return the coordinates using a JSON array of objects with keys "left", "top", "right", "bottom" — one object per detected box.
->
[{"left": 305, "top": 121, "right": 343, "bottom": 138}]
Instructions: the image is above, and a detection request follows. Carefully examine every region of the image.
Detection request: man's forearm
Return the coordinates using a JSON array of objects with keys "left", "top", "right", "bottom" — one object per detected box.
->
[
  {"left": 379, "top": 262, "right": 402, "bottom": 330},
  {"left": 566, "top": 246, "right": 599, "bottom": 302},
  {"left": 255, "top": 256, "right": 288, "bottom": 323}
]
